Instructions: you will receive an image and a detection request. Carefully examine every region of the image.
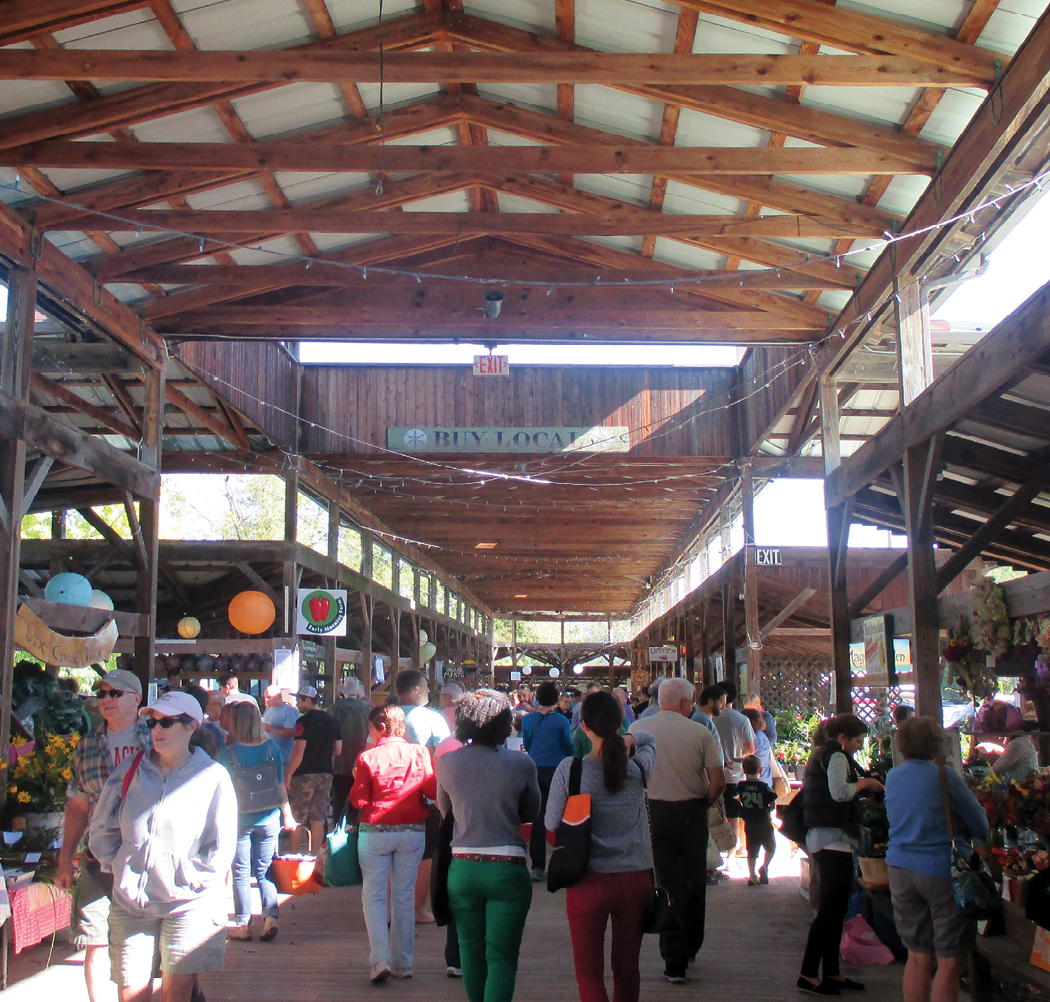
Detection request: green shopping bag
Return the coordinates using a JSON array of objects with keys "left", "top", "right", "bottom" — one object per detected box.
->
[{"left": 323, "top": 812, "right": 362, "bottom": 887}]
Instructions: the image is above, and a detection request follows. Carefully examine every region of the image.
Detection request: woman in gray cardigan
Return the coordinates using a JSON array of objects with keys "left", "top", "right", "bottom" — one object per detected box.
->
[{"left": 436, "top": 689, "right": 541, "bottom": 1002}]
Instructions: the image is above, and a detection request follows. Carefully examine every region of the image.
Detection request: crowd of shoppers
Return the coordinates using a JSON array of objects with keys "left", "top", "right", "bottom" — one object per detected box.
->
[{"left": 58, "top": 665, "right": 991, "bottom": 1002}]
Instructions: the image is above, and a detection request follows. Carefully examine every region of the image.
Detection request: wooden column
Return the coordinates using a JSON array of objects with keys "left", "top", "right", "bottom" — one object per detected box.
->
[
  {"left": 410, "top": 612, "right": 421, "bottom": 672},
  {"left": 607, "top": 616, "right": 615, "bottom": 687},
  {"left": 741, "top": 466, "right": 761, "bottom": 697},
  {"left": 283, "top": 474, "right": 298, "bottom": 636},
  {"left": 0, "top": 266, "right": 36, "bottom": 773},
  {"left": 388, "top": 604, "right": 400, "bottom": 691},
  {"left": 700, "top": 596, "right": 712, "bottom": 686},
  {"left": 901, "top": 441, "right": 944, "bottom": 719},
  {"left": 721, "top": 574, "right": 737, "bottom": 694},
  {"left": 685, "top": 613, "right": 696, "bottom": 684},
  {"left": 822, "top": 372, "right": 852, "bottom": 712},
  {"left": 826, "top": 500, "right": 854, "bottom": 713},
  {"left": 896, "top": 276, "right": 934, "bottom": 407},
  {"left": 322, "top": 499, "right": 340, "bottom": 702},
  {"left": 131, "top": 362, "right": 165, "bottom": 692},
  {"left": 359, "top": 591, "right": 373, "bottom": 700}
]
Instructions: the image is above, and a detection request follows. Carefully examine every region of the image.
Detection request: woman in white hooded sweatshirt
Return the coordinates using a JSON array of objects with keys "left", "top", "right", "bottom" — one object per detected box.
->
[{"left": 90, "top": 690, "right": 238, "bottom": 1002}]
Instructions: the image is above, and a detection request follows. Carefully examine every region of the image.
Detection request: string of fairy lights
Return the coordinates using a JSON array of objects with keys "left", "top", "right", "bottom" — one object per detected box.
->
[{"left": 8, "top": 154, "right": 1044, "bottom": 613}]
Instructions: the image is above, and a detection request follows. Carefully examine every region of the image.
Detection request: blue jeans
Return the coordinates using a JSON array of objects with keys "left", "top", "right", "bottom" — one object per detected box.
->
[
  {"left": 232, "top": 813, "right": 280, "bottom": 923},
  {"left": 358, "top": 829, "right": 426, "bottom": 972}
]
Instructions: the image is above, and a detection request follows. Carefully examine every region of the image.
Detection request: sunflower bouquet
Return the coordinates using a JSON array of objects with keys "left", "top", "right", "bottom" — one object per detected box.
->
[{"left": 7, "top": 732, "right": 81, "bottom": 814}]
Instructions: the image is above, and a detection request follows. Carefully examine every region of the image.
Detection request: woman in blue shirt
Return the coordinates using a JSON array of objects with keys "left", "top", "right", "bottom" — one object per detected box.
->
[
  {"left": 222, "top": 701, "right": 296, "bottom": 942},
  {"left": 521, "top": 681, "right": 574, "bottom": 881},
  {"left": 886, "top": 716, "right": 988, "bottom": 1002}
]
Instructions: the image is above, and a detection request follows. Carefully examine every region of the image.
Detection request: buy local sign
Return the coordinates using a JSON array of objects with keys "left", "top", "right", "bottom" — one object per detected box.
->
[
  {"left": 296, "top": 588, "right": 348, "bottom": 636},
  {"left": 390, "top": 426, "right": 630, "bottom": 454}
]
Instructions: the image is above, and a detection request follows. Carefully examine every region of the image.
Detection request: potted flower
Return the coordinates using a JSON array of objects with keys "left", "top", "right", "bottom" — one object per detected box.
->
[{"left": 7, "top": 731, "right": 81, "bottom": 840}]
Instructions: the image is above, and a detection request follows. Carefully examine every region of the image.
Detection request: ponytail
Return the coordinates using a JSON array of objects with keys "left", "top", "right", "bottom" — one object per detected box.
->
[{"left": 581, "top": 691, "right": 629, "bottom": 793}]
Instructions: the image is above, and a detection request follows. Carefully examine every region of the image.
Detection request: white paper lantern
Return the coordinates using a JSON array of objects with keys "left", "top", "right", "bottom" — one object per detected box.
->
[
  {"left": 420, "top": 642, "right": 437, "bottom": 661},
  {"left": 419, "top": 629, "right": 429, "bottom": 644},
  {"left": 88, "top": 589, "right": 114, "bottom": 610},
  {"left": 521, "top": 666, "right": 532, "bottom": 676},
  {"left": 548, "top": 668, "right": 560, "bottom": 678}
]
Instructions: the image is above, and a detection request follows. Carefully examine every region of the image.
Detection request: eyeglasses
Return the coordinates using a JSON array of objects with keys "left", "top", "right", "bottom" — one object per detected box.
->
[
  {"left": 98, "top": 688, "right": 128, "bottom": 699},
  {"left": 145, "top": 715, "right": 190, "bottom": 730}
]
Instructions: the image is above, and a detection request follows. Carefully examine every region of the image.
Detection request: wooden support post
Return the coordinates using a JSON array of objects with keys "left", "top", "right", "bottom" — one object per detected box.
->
[
  {"left": 685, "top": 614, "right": 695, "bottom": 684},
  {"left": 283, "top": 474, "right": 298, "bottom": 637},
  {"left": 820, "top": 374, "right": 842, "bottom": 474},
  {"left": 131, "top": 361, "right": 164, "bottom": 693},
  {"left": 389, "top": 604, "right": 400, "bottom": 692},
  {"left": 700, "top": 597, "right": 712, "bottom": 686},
  {"left": 322, "top": 499, "right": 340, "bottom": 702},
  {"left": 826, "top": 500, "right": 854, "bottom": 713},
  {"left": 511, "top": 618, "right": 518, "bottom": 676},
  {"left": 359, "top": 591, "right": 373, "bottom": 700},
  {"left": 0, "top": 267, "right": 36, "bottom": 778},
  {"left": 741, "top": 466, "right": 761, "bottom": 698},
  {"left": 607, "top": 616, "right": 615, "bottom": 688},
  {"left": 896, "top": 276, "right": 933, "bottom": 407},
  {"left": 721, "top": 574, "right": 737, "bottom": 695},
  {"left": 901, "top": 441, "right": 944, "bottom": 719},
  {"left": 410, "top": 613, "right": 421, "bottom": 672}
]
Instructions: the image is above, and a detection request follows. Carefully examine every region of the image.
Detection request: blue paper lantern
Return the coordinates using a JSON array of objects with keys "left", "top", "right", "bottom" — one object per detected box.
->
[{"left": 44, "top": 572, "right": 93, "bottom": 606}]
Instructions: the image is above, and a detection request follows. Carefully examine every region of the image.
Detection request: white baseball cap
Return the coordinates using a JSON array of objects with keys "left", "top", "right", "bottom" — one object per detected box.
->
[{"left": 139, "top": 690, "right": 204, "bottom": 725}]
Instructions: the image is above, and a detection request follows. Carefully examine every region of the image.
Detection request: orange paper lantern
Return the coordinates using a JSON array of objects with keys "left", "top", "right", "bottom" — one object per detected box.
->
[{"left": 228, "top": 591, "right": 276, "bottom": 634}]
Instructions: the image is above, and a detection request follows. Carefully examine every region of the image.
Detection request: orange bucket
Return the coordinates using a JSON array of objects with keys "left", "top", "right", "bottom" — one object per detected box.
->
[{"left": 269, "top": 855, "right": 322, "bottom": 895}]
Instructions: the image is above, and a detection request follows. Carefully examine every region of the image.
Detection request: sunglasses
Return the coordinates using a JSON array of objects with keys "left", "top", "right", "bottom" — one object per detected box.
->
[
  {"left": 98, "top": 688, "right": 129, "bottom": 699},
  {"left": 145, "top": 715, "right": 192, "bottom": 730}
]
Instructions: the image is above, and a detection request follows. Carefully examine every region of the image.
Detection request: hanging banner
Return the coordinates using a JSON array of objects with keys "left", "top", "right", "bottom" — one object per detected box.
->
[
  {"left": 14, "top": 603, "right": 118, "bottom": 667},
  {"left": 296, "top": 588, "right": 348, "bottom": 636},
  {"left": 390, "top": 426, "right": 631, "bottom": 454}
]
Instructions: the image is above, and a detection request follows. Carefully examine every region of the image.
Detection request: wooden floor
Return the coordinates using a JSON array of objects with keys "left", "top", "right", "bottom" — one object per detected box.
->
[{"left": 1, "top": 836, "right": 913, "bottom": 1001}]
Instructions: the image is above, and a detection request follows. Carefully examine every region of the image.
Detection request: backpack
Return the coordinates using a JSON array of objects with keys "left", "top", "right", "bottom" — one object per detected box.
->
[{"left": 224, "top": 741, "right": 284, "bottom": 813}]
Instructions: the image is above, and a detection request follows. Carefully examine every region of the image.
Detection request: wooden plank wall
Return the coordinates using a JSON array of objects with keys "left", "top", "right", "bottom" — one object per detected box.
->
[
  {"left": 174, "top": 341, "right": 300, "bottom": 449},
  {"left": 301, "top": 365, "right": 737, "bottom": 456},
  {"left": 739, "top": 345, "right": 811, "bottom": 452}
]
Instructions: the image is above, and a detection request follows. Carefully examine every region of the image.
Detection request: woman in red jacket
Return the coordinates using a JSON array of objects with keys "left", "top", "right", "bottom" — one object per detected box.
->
[{"left": 350, "top": 705, "right": 437, "bottom": 984}]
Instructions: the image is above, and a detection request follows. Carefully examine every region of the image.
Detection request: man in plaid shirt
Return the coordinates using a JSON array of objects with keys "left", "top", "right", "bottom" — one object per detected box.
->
[{"left": 55, "top": 669, "right": 151, "bottom": 1002}]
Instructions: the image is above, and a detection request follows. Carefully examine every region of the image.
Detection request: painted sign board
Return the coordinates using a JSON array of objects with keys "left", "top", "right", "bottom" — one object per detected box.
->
[
  {"left": 296, "top": 589, "right": 348, "bottom": 636},
  {"left": 390, "top": 426, "right": 631, "bottom": 454},
  {"left": 15, "top": 602, "right": 118, "bottom": 667},
  {"left": 648, "top": 646, "right": 678, "bottom": 663},
  {"left": 846, "top": 615, "right": 898, "bottom": 686},
  {"left": 473, "top": 355, "right": 510, "bottom": 376}
]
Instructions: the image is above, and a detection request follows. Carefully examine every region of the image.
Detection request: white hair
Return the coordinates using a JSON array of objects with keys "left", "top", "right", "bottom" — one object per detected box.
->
[
  {"left": 340, "top": 677, "right": 365, "bottom": 697},
  {"left": 441, "top": 682, "right": 464, "bottom": 698},
  {"left": 658, "top": 677, "right": 695, "bottom": 708}
]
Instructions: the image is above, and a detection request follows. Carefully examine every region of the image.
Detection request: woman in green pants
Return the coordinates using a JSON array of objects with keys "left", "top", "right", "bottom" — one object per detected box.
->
[{"left": 436, "top": 690, "right": 541, "bottom": 1002}]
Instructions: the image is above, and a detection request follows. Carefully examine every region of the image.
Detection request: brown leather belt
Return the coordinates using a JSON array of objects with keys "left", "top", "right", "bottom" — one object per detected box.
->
[{"left": 452, "top": 853, "right": 527, "bottom": 866}]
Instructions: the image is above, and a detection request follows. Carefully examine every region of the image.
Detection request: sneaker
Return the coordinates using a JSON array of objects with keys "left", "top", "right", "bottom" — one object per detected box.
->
[
  {"left": 664, "top": 972, "right": 687, "bottom": 984},
  {"left": 446, "top": 967, "right": 463, "bottom": 979},
  {"left": 531, "top": 867, "right": 546, "bottom": 882},
  {"left": 391, "top": 970, "right": 413, "bottom": 979},
  {"left": 190, "top": 979, "right": 206, "bottom": 1002},
  {"left": 797, "top": 978, "right": 840, "bottom": 996},
  {"left": 747, "top": 876, "right": 760, "bottom": 886},
  {"left": 259, "top": 917, "right": 278, "bottom": 942},
  {"left": 759, "top": 866, "right": 770, "bottom": 885},
  {"left": 371, "top": 965, "right": 391, "bottom": 984},
  {"left": 226, "top": 923, "right": 251, "bottom": 941}
]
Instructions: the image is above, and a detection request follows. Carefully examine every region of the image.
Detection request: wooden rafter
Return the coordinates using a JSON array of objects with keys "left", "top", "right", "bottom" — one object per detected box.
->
[
  {"left": 0, "top": 49, "right": 989, "bottom": 86},
  {"left": 30, "top": 372, "right": 139, "bottom": 440},
  {"left": 0, "top": 141, "right": 935, "bottom": 175}
]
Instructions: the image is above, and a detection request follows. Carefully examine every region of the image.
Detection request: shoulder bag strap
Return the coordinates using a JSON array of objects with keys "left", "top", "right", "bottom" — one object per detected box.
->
[
  {"left": 120, "top": 749, "right": 146, "bottom": 802},
  {"left": 937, "top": 762, "right": 956, "bottom": 845},
  {"left": 569, "top": 756, "right": 583, "bottom": 797}
]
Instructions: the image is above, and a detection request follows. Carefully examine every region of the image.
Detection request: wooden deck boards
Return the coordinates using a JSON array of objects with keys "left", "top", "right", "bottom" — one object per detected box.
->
[{"left": 2, "top": 840, "right": 910, "bottom": 1001}]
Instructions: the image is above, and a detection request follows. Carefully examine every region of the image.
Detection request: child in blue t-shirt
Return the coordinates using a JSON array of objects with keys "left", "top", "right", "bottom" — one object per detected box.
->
[{"left": 733, "top": 754, "right": 778, "bottom": 886}]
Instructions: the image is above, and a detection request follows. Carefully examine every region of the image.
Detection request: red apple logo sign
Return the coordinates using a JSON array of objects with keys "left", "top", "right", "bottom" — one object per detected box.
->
[{"left": 299, "top": 589, "right": 346, "bottom": 635}]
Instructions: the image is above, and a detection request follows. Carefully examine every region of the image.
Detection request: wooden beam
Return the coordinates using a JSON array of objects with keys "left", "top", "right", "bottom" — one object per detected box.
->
[
  {"left": 448, "top": 14, "right": 944, "bottom": 167},
  {"left": 119, "top": 264, "right": 851, "bottom": 293},
  {"left": 50, "top": 208, "right": 891, "bottom": 239},
  {"left": 758, "top": 586, "right": 818, "bottom": 640},
  {"left": 0, "top": 48, "right": 987, "bottom": 86},
  {"left": 896, "top": 276, "right": 933, "bottom": 406},
  {"left": 0, "top": 389, "right": 160, "bottom": 500},
  {"left": 826, "top": 282, "right": 1050, "bottom": 507},
  {"left": 158, "top": 305, "right": 818, "bottom": 330},
  {"left": 0, "top": 11, "right": 442, "bottom": 149},
  {"left": 20, "top": 455, "right": 54, "bottom": 519},
  {"left": 935, "top": 483, "right": 1040, "bottom": 592},
  {"left": 163, "top": 381, "right": 253, "bottom": 448},
  {"left": 826, "top": 496, "right": 853, "bottom": 712},
  {"left": 675, "top": 0, "right": 1000, "bottom": 79},
  {"left": 848, "top": 551, "right": 908, "bottom": 619},
  {"left": 0, "top": 201, "right": 165, "bottom": 369},
  {"left": 30, "top": 372, "right": 140, "bottom": 439},
  {"left": 235, "top": 561, "right": 280, "bottom": 604},
  {"left": 0, "top": 141, "right": 934, "bottom": 174},
  {"left": 0, "top": 0, "right": 146, "bottom": 45}
]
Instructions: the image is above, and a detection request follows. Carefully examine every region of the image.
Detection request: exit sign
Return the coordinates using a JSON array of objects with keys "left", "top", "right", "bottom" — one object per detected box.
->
[
  {"left": 473, "top": 355, "right": 510, "bottom": 376},
  {"left": 755, "top": 548, "right": 783, "bottom": 565}
]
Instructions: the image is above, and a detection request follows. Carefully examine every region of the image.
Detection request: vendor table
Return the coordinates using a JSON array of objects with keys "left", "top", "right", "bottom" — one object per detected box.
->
[{"left": 0, "top": 882, "right": 72, "bottom": 989}]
